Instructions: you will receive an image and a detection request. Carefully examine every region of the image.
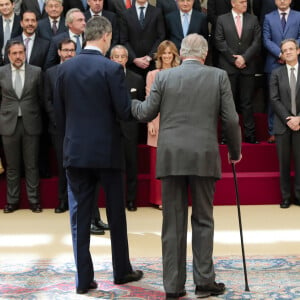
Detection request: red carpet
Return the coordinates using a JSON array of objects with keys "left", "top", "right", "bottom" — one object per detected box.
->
[{"left": 0, "top": 113, "right": 293, "bottom": 209}]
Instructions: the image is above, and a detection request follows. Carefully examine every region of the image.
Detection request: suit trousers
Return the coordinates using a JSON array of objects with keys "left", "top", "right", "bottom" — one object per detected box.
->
[
  {"left": 161, "top": 176, "right": 216, "bottom": 294},
  {"left": 275, "top": 130, "right": 300, "bottom": 201},
  {"left": 228, "top": 73, "right": 256, "bottom": 138},
  {"left": 51, "top": 134, "right": 68, "bottom": 205},
  {"left": 2, "top": 118, "right": 40, "bottom": 204},
  {"left": 66, "top": 167, "right": 133, "bottom": 289}
]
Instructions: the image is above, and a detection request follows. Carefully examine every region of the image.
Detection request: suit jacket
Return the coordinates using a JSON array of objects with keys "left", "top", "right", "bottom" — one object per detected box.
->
[
  {"left": 214, "top": 12, "right": 261, "bottom": 75},
  {"left": 0, "top": 63, "right": 43, "bottom": 136},
  {"left": 37, "top": 17, "right": 67, "bottom": 41},
  {"left": 5, "top": 35, "right": 50, "bottom": 70},
  {"left": 263, "top": 9, "right": 300, "bottom": 73},
  {"left": 165, "top": 10, "right": 208, "bottom": 51},
  {"left": 156, "top": 0, "right": 201, "bottom": 16},
  {"left": 21, "top": 0, "right": 47, "bottom": 19},
  {"left": 252, "top": 0, "right": 276, "bottom": 23},
  {"left": 54, "top": 49, "right": 132, "bottom": 169},
  {"left": 270, "top": 65, "right": 300, "bottom": 134},
  {"left": 120, "top": 4, "right": 165, "bottom": 64},
  {"left": 131, "top": 60, "right": 241, "bottom": 179},
  {"left": 84, "top": 10, "right": 119, "bottom": 47},
  {"left": 0, "top": 14, "right": 22, "bottom": 63},
  {"left": 106, "top": 0, "right": 136, "bottom": 19},
  {"left": 207, "top": 0, "right": 251, "bottom": 29},
  {"left": 63, "top": 0, "right": 89, "bottom": 15}
]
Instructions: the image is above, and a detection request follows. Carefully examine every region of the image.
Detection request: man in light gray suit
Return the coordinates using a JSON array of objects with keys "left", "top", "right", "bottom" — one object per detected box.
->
[
  {"left": 131, "top": 34, "right": 242, "bottom": 299},
  {"left": 0, "top": 40, "right": 43, "bottom": 213}
]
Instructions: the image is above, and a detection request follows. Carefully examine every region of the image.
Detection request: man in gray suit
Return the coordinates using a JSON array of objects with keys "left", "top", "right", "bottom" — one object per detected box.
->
[
  {"left": 131, "top": 34, "right": 242, "bottom": 299},
  {"left": 0, "top": 40, "right": 43, "bottom": 213}
]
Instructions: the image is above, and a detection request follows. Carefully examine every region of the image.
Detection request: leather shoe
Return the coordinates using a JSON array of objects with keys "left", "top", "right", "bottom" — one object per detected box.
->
[
  {"left": 127, "top": 201, "right": 137, "bottom": 211},
  {"left": 4, "top": 203, "right": 19, "bottom": 213},
  {"left": 294, "top": 199, "right": 300, "bottom": 206},
  {"left": 76, "top": 280, "right": 98, "bottom": 294},
  {"left": 96, "top": 219, "right": 109, "bottom": 230},
  {"left": 267, "top": 135, "right": 275, "bottom": 143},
  {"left": 245, "top": 136, "right": 259, "bottom": 144},
  {"left": 165, "top": 290, "right": 186, "bottom": 299},
  {"left": 90, "top": 224, "right": 105, "bottom": 235},
  {"left": 114, "top": 270, "right": 143, "bottom": 284},
  {"left": 30, "top": 203, "right": 42, "bottom": 213},
  {"left": 220, "top": 138, "right": 226, "bottom": 145},
  {"left": 195, "top": 282, "right": 225, "bottom": 298},
  {"left": 54, "top": 203, "right": 68, "bottom": 213},
  {"left": 280, "top": 199, "right": 290, "bottom": 208}
]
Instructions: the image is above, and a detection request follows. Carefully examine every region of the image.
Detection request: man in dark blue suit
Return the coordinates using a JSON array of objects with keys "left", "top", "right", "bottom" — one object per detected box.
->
[
  {"left": 157, "top": 0, "right": 202, "bottom": 17},
  {"left": 37, "top": 0, "right": 67, "bottom": 41},
  {"left": 165, "top": 0, "right": 208, "bottom": 51},
  {"left": 54, "top": 16, "right": 143, "bottom": 294}
]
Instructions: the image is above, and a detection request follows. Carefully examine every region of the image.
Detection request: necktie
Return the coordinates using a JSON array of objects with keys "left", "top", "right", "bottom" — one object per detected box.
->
[
  {"left": 3, "top": 19, "right": 11, "bottom": 51},
  {"left": 281, "top": 12, "right": 286, "bottom": 31},
  {"left": 182, "top": 13, "right": 189, "bottom": 37},
  {"left": 290, "top": 67, "right": 297, "bottom": 116},
  {"left": 125, "top": 0, "right": 131, "bottom": 9},
  {"left": 24, "top": 37, "right": 31, "bottom": 61},
  {"left": 52, "top": 20, "right": 58, "bottom": 35},
  {"left": 81, "top": 0, "right": 87, "bottom": 10},
  {"left": 139, "top": 7, "right": 145, "bottom": 27},
  {"left": 75, "top": 35, "right": 81, "bottom": 55},
  {"left": 236, "top": 15, "right": 242, "bottom": 38},
  {"left": 38, "top": 0, "right": 44, "bottom": 13},
  {"left": 14, "top": 69, "right": 23, "bottom": 99}
]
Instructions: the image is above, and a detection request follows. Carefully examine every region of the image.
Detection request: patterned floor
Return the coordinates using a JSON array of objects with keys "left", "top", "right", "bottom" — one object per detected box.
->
[{"left": 0, "top": 256, "right": 300, "bottom": 299}]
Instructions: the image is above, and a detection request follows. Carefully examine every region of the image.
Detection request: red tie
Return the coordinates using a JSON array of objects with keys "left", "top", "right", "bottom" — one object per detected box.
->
[{"left": 125, "top": 0, "right": 131, "bottom": 9}]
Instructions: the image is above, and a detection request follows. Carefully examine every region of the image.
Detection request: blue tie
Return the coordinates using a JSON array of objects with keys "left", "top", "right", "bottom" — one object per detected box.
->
[
  {"left": 81, "top": 0, "right": 87, "bottom": 10},
  {"left": 281, "top": 12, "right": 286, "bottom": 31},
  {"left": 38, "top": 0, "right": 44, "bottom": 13},
  {"left": 139, "top": 7, "right": 145, "bottom": 27},
  {"left": 182, "top": 13, "right": 189, "bottom": 36},
  {"left": 75, "top": 35, "right": 81, "bottom": 55}
]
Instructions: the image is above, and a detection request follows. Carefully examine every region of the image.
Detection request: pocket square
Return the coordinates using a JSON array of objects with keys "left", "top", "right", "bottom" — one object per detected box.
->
[{"left": 130, "top": 88, "right": 137, "bottom": 92}]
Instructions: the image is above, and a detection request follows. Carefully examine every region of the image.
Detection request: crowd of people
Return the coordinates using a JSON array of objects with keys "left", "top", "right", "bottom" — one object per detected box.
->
[{"left": 0, "top": 0, "right": 299, "bottom": 298}]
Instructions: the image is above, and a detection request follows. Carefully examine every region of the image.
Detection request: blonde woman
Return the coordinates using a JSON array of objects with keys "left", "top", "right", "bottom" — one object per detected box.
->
[{"left": 146, "top": 40, "right": 180, "bottom": 209}]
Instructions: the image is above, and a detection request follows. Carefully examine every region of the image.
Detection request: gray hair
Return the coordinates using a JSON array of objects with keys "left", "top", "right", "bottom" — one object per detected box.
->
[
  {"left": 85, "top": 16, "right": 112, "bottom": 42},
  {"left": 45, "top": 0, "right": 63, "bottom": 5},
  {"left": 110, "top": 44, "right": 128, "bottom": 57},
  {"left": 65, "top": 8, "right": 82, "bottom": 25},
  {"left": 180, "top": 34, "right": 208, "bottom": 60}
]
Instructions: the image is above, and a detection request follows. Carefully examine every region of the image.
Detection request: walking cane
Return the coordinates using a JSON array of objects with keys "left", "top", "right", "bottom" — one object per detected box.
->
[{"left": 231, "top": 163, "right": 250, "bottom": 292}]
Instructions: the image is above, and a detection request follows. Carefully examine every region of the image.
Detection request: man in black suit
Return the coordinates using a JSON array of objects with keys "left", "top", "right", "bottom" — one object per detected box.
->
[
  {"left": 106, "top": 0, "right": 135, "bottom": 21},
  {"left": 85, "top": 0, "right": 119, "bottom": 49},
  {"left": 21, "top": 0, "right": 47, "bottom": 19},
  {"left": 45, "top": 8, "right": 86, "bottom": 68},
  {"left": 157, "top": 0, "right": 202, "bottom": 17},
  {"left": 37, "top": 0, "right": 67, "bottom": 41},
  {"left": 44, "top": 38, "right": 76, "bottom": 213},
  {"left": 165, "top": 0, "right": 208, "bottom": 51},
  {"left": 214, "top": 0, "right": 261, "bottom": 143},
  {"left": 63, "top": 0, "right": 89, "bottom": 15},
  {"left": 0, "top": 41, "right": 43, "bottom": 213},
  {"left": 120, "top": 0, "right": 165, "bottom": 78},
  {"left": 270, "top": 38, "right": 300, "bottom": 208},
  {"left": 111, "top": 44, "right": 145, "bottom": 211},
  {"left": 0, "top": 0, "right": 22, "bottom": 65},
  {"left": 54, "top": 16, "right": 143, "bottom": 293}
]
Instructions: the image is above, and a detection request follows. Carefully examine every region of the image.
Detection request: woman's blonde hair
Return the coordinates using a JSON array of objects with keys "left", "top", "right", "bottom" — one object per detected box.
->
[{"left": 154, "top": 40, "right": 180, "bottom": 69}]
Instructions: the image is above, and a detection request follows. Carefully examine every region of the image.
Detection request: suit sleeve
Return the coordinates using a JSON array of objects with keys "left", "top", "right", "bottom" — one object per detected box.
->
[
  {"left": 43, "top": 70, "right": 56, "bottom": 127},
  {"left": 263, "top": 15, "right": 281, "bottom": 58},
  {"left": 119, "top": 16, "right": 137, "bottom": 62},
  {"left": 207, "top": 0, "right": 217, "bottom": 27},
  {"left": 45, "top": 38, "right": 60, "bottom": 69}
]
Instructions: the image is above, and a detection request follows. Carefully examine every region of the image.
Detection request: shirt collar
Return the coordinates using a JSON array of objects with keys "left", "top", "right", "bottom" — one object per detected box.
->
[
  {"left": 84, "top": 45, "right": 102, "bottom": 54},
  {"left": 22, "top": 33, "right": 35, "bottom": 41},
  {"left": 181, "top": 9, "right": 192, "bottom": 16},
  {"left": 11, "top": 64, "right": 25, "bottom": 72},
  {"left": 286, "top": 62, "right": 298, "bottom": 71},
  {"left": 278, "top": 8, "right": 290, "bottom": 16},
  {"left": 49, "top": 16, "right": 60, "bottom": 23},
  {"left": 136, "top": 2, "right": 148, "bottom": 10},
  {"left": 90, "top": 9, "right": 102, "bottom": 16},
  {"left": 232, "top": 10, "right": 243, "bottom": 19}
]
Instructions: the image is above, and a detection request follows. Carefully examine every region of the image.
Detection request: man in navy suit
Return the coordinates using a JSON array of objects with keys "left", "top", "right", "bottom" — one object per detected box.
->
[
  {"left": 63, "top": 0, "right": 89, "bottom": 15},
  {"left": 263, "top": 0, "right": 300, "bottom": 142},
  {"left": 165, "top": 0, "right": 208, "bottom": 51},
  {"left": 270, "top": 38, "right": 300, "bottom": 208},
  {"left": 45, "top": 8, "right": 86, "bottom": 68},
  {"left": 54, "top": 16, "right": 143, "bottom": 294},
  {"left": 0, "top": 0, "right": 22, "bottom": 65},
  {"left": 37, "top": 0, "right": 67, "bottom": 41},
  {"left": 157, "top": 0, "right": 202, "bottom": 17}
]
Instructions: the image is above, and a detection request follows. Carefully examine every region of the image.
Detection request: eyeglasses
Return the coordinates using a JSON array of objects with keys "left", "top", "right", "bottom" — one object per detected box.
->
[{"left": 60, "top": 49, "right": 76, "bottom": 53}]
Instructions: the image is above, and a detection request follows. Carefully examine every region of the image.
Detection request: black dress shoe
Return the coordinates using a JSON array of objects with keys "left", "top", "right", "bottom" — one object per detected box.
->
[
  {"left": 76, "top": 280, "right": 98, "bottom": 294},
  {"left": 4, "top": 203, "right": 19, "bottom": 213},
  {"left": 280, "top": 199, "right": 291, "bottom": 208},
  {"left": 96, "top": 219, "right": 109, "bottom": 230},
  {"left": 127, "top": 201, "right": 137, "bottom": 211},
  {"left": 220, "top": 138, "right": 226, "bottom": 145},
  {"left": 195, "top": 282, "right": 225, "bottom": 298},
  {"left": 54, "top": 203, "right": 68, "bottom": 213},
  {"left": 165, "top": 290, "right": 186, "bottom": 299},
  {"left": 114, "top": 270, "right": 143, "bottom": 284},
  {"left": 245, "top": 136, "right": 259, "bottom": 144},
  {"left": 294, "top": 199, "right": 300, "bottom": 206},
  {"left": 30, "top": 203, "right": 42, "bottom": 213},
  {"left": 90, "top": 224, "right": 105, "bottom": 235}
]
